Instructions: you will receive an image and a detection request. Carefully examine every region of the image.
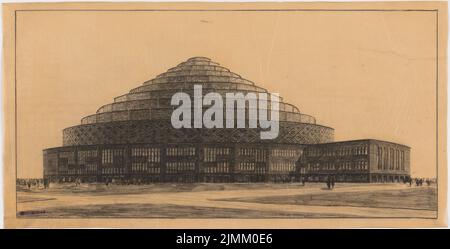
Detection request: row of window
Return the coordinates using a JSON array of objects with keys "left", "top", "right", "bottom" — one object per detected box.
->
[
  {"left": 271, "top": 149, "right": 300, "bottom": 158},
  {"left": 306, "top": 161, "right": 369, "bottom": 171},
  {"left": 202, "top": 162, "right": 229, "bottom": 173},
  {"left": 166, "top": 147, "right": 196, "bottom": 157},
  {"left": 59, "top": 169, "right": 78, "bottom": 175},
  {"left": 103, "top": 96, "right": 298, "bottom": 114},
  {"left": 125, "top": 82, "right": 267, "bottom": 97},
  {"left": 131, "top": 163, "right": 160, "bottom": 173},
  {"left": 307, "top": 146, "right": 368, "bottom": 157},
  {"left": 59, "top": 168, "right": 97, "bottom": 174},
  {"left": 377, "top": 147, "right": 405, "bottom": 171},
  {"left": 235, "top": 163, "right": 266, "bottom": 173},
  {"left": 131, "top": 164, "right": 160, "bottom": 174},
  {"left": 239, "top": 148, "right": 264, "bottom": 156},
  {"left": 204, "top": 147, "right": 231, "bottom": 162},
  {"left": 57, "top": 147, "right": 303, "bottom": 167},
  {"left": 59, "top": 151, "right": 76, "bottom": 165},
  {"left": 102, "top": 149, "right": 124, "bottom": 165},
  {"left": 85, "top": 107, "right": 315, "bottom": 124},
  {"left": 239, "top": 148, "right": 266, "bottom": 162},
  {"left": 132, "top": 148, "right": 161, "bottom": 162},
  {"left": 78, "top": 150, "right": 98, "bottom": 165},
  {"left": 237, "top": 162, "right": 256, "bottom": 172},
  {"left": 85, "top": 165, "right": 97, "bottom": 172},
  {"left": 166, "top": 162, "right": 195, "bottom": 173},
  {"left": 102, "top": 168, "right": 126, "bottom": 174},
  {"left": 269, "top": 162, "right": 295, "bottom": 172}
]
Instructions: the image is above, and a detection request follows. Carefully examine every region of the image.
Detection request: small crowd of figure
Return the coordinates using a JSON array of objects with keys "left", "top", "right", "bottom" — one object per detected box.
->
[
  {"left": 17, "top": 178, "right": 50, "bottom": 190},
  {"left": 57, "top": 177, "right": 156, "bottom": 187},
  {"left": 403, "top": 177, "right": 433, "bottom": 187},
  {"left": 57, "top": 177, "right": 158, "bottom": 186},
  {"left": 17, "top": 175, "right": 434, "bottom": 190},
  {"left": 414, "top": 178, "right": 432, "bottom": 187}
]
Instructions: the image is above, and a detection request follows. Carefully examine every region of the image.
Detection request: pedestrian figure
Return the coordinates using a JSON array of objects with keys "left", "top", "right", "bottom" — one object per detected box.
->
[
  {"left": 331, "top": 176, "right": 336, "bottom": 189},
  {"left": 326, "top": 176, "right": 331, "bottom": 189},
  {"left": 44, "top": 178, "right": 49, "bottom": 189}
]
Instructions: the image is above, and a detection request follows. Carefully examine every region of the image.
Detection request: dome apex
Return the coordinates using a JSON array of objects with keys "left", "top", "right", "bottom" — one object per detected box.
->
[{"left": 187, "top": 56, "right": 212, "bottom": 61}]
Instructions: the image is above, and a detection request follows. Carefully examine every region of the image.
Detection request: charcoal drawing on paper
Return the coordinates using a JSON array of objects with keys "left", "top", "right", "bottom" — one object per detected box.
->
[{"left": 3, "top": 2, "right": 446, "bottom": 228}]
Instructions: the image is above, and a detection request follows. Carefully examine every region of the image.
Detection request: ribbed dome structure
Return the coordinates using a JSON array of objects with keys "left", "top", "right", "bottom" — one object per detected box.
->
[{"left": 63, "top": 57, "right": 333, "bottom": 146}]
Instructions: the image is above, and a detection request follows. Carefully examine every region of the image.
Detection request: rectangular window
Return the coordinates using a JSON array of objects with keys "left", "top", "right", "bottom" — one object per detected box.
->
[
  {"left": 131, "top": 147, "right": 161, "bottom": 173},
  {"left": 377, "top": 146, "right": 382, "bottom": 170},
  {"left": 390, "top": 148, "right": 394, "bottom": 170}
]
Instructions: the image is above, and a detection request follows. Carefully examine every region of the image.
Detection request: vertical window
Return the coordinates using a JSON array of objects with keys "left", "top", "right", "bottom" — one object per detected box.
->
[
  {"left": 390, "top": 148, "right": 394, "bottom": 170},
  {"left": 377, "top": 146, "right": 382, "bottom": 170}
]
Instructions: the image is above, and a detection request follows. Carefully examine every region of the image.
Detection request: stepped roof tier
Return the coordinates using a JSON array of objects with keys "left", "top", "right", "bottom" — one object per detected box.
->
[{"left": 63, "top": 57, "right": 334, "bottom": 146}]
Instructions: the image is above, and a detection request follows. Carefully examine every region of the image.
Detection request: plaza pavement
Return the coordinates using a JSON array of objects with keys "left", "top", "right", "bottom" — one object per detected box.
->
[{"left": 17, "top": 183, "right": 436, "bottom": 218}]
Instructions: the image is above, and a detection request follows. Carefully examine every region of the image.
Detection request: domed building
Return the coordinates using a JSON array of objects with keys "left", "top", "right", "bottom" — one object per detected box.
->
[{"left": 43, "top": 57, "right": 410, "bottom": 183}]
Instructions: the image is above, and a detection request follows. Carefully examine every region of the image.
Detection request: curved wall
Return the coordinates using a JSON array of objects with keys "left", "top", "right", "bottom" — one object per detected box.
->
[{"left": 63, "top": 120, "right": 334, "bottom": 146}]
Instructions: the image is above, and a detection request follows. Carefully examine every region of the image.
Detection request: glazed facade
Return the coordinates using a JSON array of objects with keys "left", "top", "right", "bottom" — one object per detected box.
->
[{"left": 299, "top": 140, "right": 410, "bottom": 183}]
